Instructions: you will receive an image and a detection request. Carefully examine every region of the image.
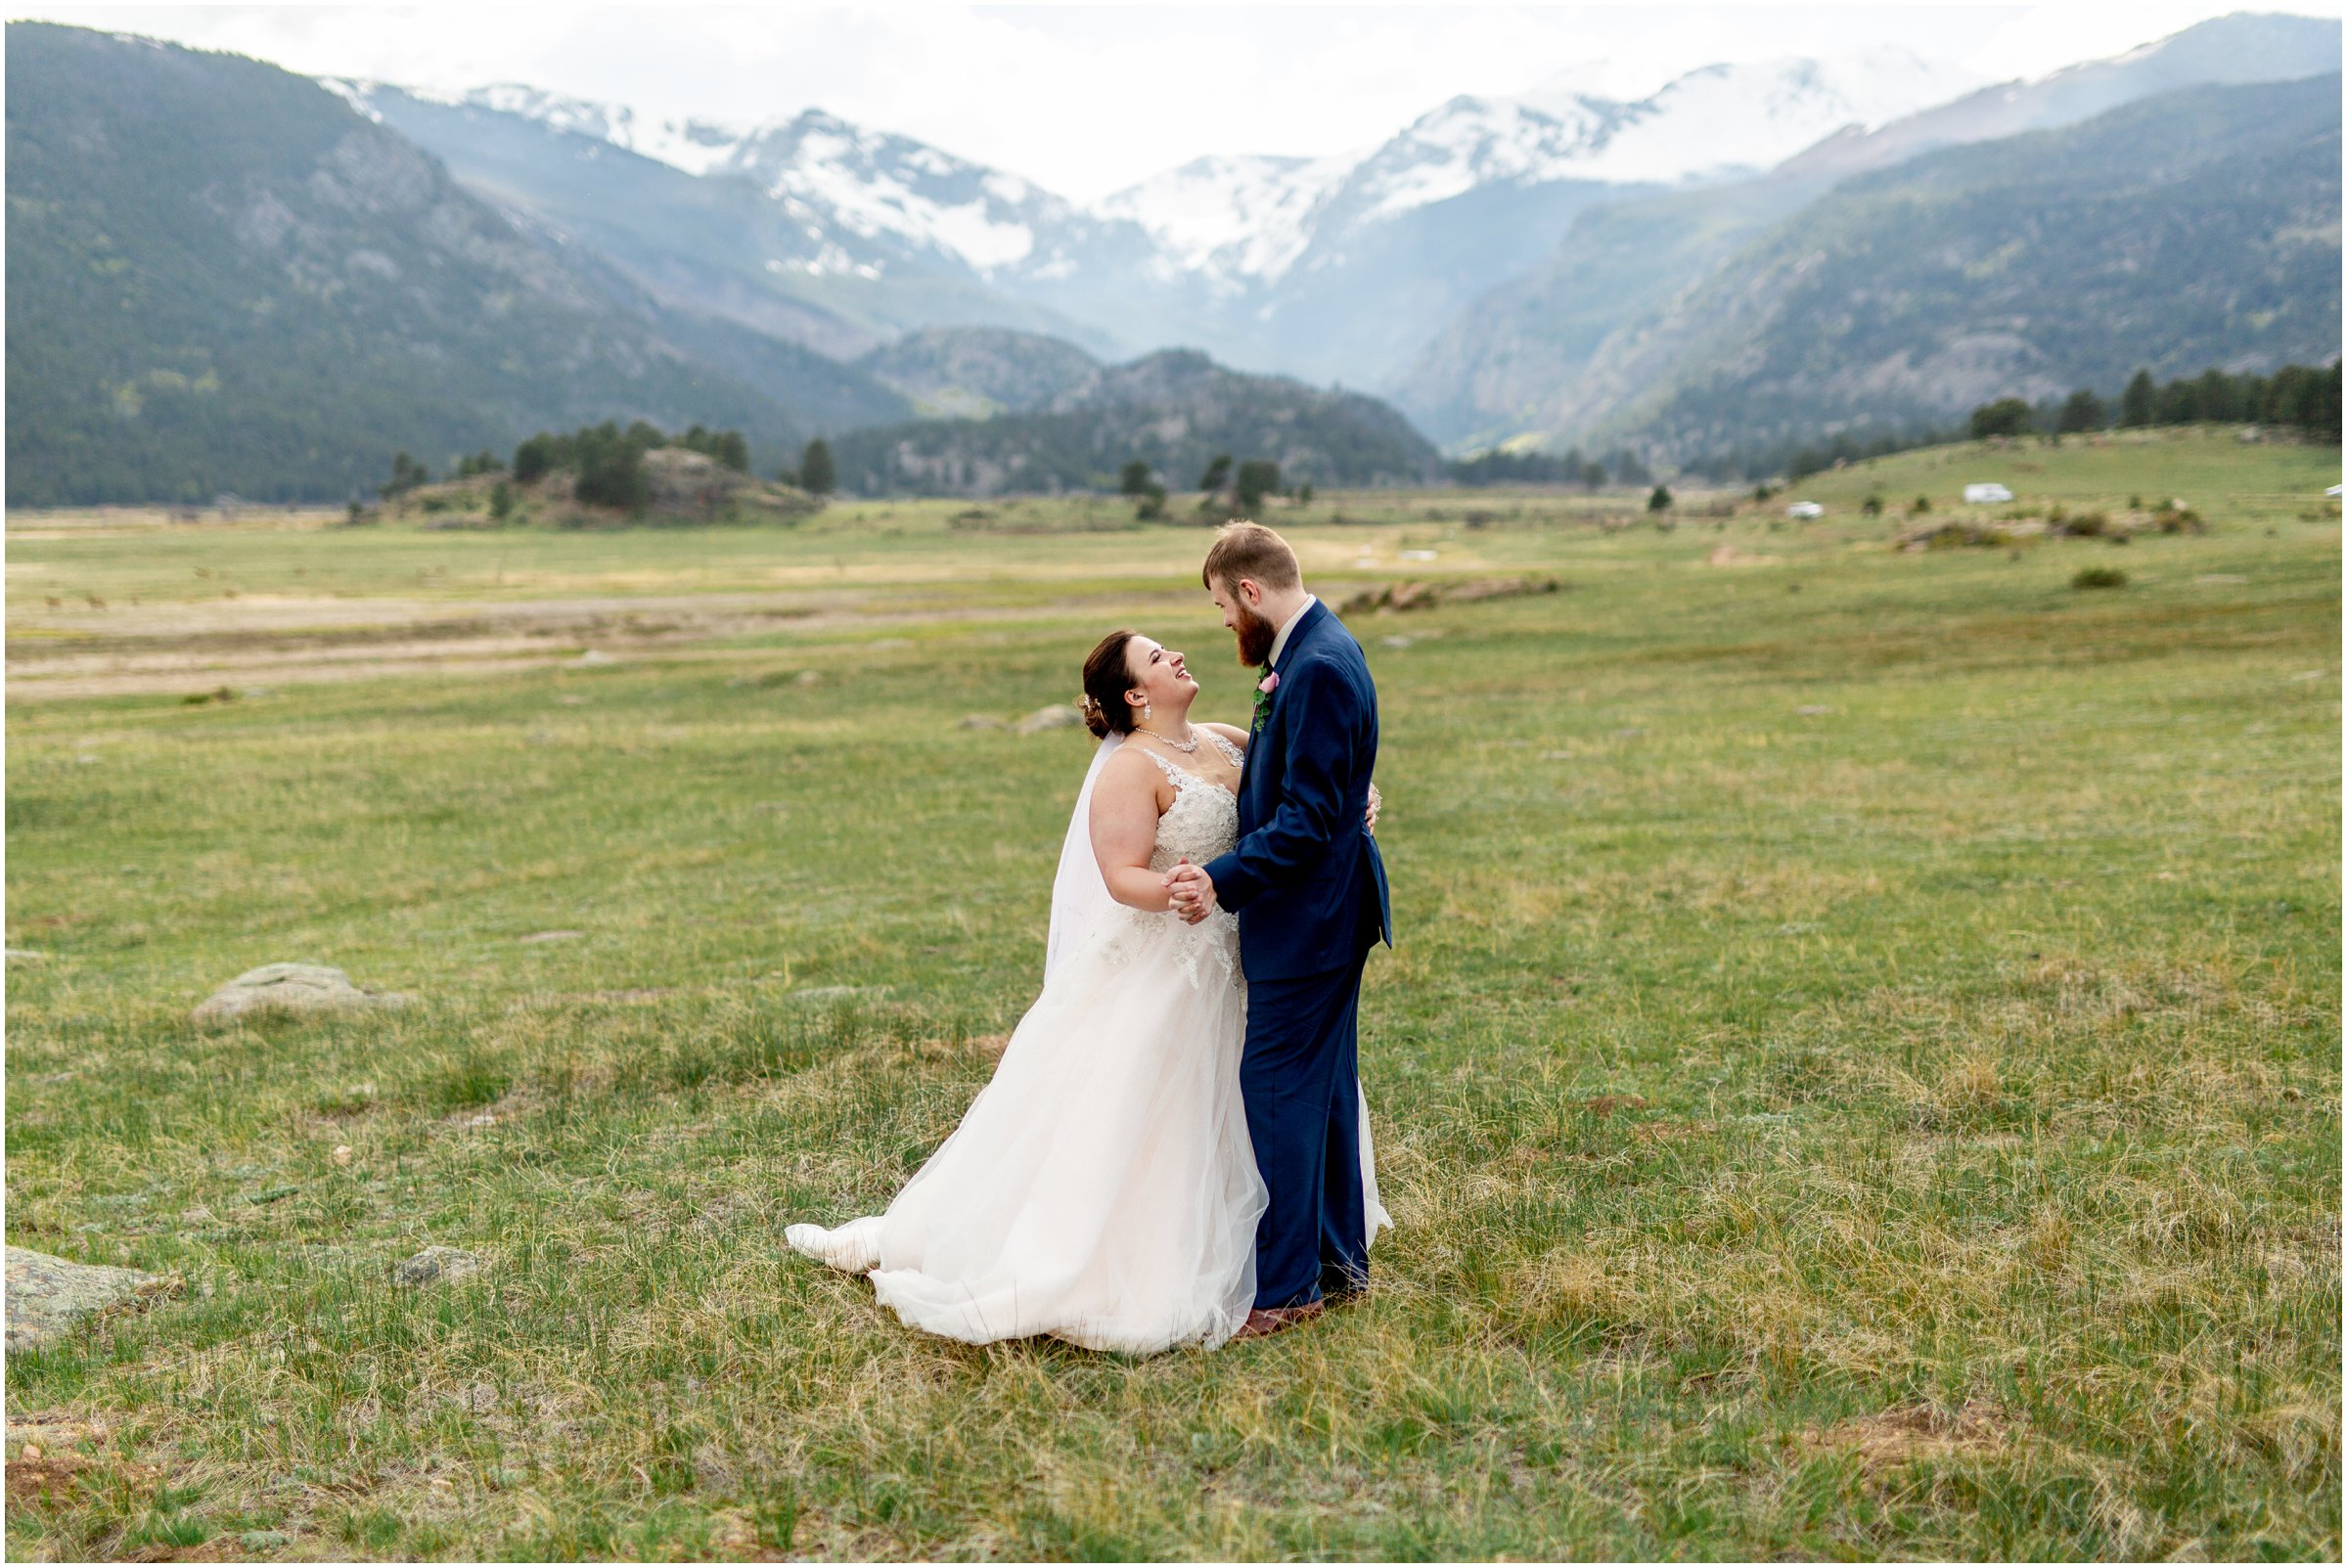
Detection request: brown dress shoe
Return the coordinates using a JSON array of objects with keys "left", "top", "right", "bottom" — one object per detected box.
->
[{"left": 1233, "top": 1300, "right": 1326, "bottom": 1340}]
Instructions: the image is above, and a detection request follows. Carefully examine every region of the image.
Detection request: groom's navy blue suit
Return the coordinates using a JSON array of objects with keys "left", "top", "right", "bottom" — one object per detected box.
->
[{"left": 1202, "top": 598, "right": 1393, "bottom": 1310}]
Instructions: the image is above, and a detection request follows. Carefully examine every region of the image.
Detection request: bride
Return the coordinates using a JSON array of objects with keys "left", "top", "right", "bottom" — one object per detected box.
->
[{"left": 785, "top": 628, "right": 1388, "bottom": 1353}]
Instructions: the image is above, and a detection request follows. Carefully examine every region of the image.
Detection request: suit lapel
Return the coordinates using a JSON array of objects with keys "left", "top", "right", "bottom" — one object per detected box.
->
[{"left": 1241, "top": 601, "right": 1326, "bottom": 813}]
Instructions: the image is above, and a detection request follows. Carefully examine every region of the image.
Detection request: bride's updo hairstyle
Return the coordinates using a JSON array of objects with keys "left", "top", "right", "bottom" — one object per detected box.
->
[{"left": 1078, "top": 629, "right": 1141, "bottom": 739}]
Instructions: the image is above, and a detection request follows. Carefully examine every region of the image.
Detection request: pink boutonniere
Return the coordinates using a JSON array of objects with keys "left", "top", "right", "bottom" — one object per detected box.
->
[{"left": 1251, "top": 668, "right": 1278, "bottom": 730}]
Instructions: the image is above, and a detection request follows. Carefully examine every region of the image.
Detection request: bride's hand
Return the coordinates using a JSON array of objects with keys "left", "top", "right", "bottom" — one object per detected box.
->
[{"left": 1365, "top": 783, "right": 1381, "bottom": 834}]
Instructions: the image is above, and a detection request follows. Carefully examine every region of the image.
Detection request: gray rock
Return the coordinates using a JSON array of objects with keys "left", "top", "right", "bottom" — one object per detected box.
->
[
  {"left": 191, "top": 963, "right": 408, "bottom": 1026},
  {"left": 392, "top": 1245, "right": 484, "bottom": 1287},
  {"left": 5, "top": 1245, "right": 179, "bottom": 1349},
  {"left": 957, "top": 715, "right": 1007, "bottom": 730},
  {"left": 1016, "top": 703, "right": 1082, "bottom": 735},
  {"left": 573, "top": 650, "right": 616, "bottom": 667}
]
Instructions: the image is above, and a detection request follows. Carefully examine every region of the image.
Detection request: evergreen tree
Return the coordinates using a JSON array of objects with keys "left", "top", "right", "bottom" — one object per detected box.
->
[
  {"left": 2119, "top": 369, "right": 2158, "bottom": 427},
  {"left": 799, "top": 438, "right": 835, "bottom": 496},
  {"left": 1198, "top": 453, "right": 1233, "bottom": 492},
  {"left": 1118, "top": 459, "right": 1152, "bottom": 497},
  {"left": 1235, "top": 459, "right": 1280, "bottom": 513},
  {"left": 1647, "top": 484, "right": 1673, "bottom": 513},
  {"left": 1969, "top": 397, "right": 2035, "bottom": 439},
  {"left": 2057, "top": 388, "right": 2108, "bottom": 433}
]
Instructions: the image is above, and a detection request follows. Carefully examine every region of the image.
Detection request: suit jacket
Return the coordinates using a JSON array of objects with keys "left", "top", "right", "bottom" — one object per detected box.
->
[{"left": 1202, "top": 599, "right": 1394, "bottom": 981}]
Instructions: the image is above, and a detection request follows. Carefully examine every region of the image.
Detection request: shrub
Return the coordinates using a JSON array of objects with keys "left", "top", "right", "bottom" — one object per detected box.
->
[
  {"left": 2072, "top": 566, "right": 2128, "bottom": 590},
  {"left": 489, "top": 480, "right": 515, "bottom": 521},
  {"left": 1861, "top": 493, "right": 1884, "bottom": 515},
  {"left": 1647, "top": 484, "right": 1673, "bottom": 513},
  {"left": 1910, "top": 495, "right": 1931, "bottom": 515}
]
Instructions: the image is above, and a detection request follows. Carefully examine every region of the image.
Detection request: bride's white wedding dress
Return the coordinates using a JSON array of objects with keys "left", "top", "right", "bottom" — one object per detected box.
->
[{"left": 786, "top": 732, "right": 1388, "bottom": 1354}]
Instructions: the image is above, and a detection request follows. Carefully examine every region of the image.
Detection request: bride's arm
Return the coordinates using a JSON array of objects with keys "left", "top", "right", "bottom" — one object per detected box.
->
[{"left": 1089, "top": 752, "right": 1181, "bottom": 912}]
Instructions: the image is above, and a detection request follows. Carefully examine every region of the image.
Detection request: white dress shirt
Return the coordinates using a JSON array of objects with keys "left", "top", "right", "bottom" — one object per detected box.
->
[{"left": 1266, "top": 594, "right": 1317, "bottom": 670}]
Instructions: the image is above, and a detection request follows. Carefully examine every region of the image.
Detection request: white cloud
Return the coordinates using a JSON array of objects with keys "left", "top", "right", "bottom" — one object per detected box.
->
[{"left": 15, "top": 1, "right": 2339, "bottom": 199}]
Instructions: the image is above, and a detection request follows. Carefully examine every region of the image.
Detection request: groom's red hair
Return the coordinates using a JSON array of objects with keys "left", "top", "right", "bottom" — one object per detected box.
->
[{"left": 1201, "top": 520, "right": 1301, "bottom": 594}]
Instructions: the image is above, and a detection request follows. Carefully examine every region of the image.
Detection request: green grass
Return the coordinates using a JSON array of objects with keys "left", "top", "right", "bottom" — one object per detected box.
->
[{"left": 7, "top": 429, "right": 2340, "bottom": 1559}]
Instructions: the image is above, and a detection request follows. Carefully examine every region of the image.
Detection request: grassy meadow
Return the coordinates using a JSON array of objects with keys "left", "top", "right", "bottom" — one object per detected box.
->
[{"left": 5, "top": 426, "right": 2341, "bottom": 1559}]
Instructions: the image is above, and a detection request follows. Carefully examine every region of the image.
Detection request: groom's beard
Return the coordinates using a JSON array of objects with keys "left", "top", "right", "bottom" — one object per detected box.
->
[{"left": 1231, "top": 602, "right": 1277, "bottom": 667}]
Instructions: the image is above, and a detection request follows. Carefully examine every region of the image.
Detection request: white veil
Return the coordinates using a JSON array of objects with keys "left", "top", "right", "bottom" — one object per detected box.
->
[{"left": 1045, "top": 732, "right": 1123, "bottom": 983}]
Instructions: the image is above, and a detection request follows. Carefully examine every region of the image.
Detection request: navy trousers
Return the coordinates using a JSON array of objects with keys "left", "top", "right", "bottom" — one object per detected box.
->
[{"left": 1241, "top": 953, "right": 1371, "bottom": 1310}]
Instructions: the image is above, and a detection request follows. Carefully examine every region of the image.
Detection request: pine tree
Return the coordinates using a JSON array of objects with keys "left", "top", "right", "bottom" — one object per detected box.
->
[
  {"left": 2057, "top": 388, "right": 2107, "bottom": 433},
  {"left": 1198, "top": 454, "right": 1233, "bottom": 492},
  {"left": 799, "top": 438, "right": 835, "bottom": 496},
  {"left": 1646, "top": 484, "right": 1673, "bottom": 513},
  {"left": 1968, "top": 398, "right": 2035, "bottom": 439},
  {"left": 2119, "top": 369, "right": 2158, "bottom": 427},
  {"left": 1235, "top": 459, "right": 1280, "bottom": 513}
]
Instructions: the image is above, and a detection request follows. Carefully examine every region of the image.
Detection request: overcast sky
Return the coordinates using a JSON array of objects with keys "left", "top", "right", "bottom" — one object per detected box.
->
[{"left": 16, "top": 2, "right": 2341, "bottom": 199}]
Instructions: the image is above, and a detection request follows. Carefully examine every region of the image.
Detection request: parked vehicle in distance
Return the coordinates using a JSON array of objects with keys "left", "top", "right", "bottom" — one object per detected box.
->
[{"left": 1963, "top": 482, "right": 2014, "bottom": 503}]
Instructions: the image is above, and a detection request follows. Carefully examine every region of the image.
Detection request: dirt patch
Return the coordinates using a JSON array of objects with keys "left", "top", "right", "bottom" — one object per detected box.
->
[
  {"left": 1796, "top": 1400, "right": 2014, "bottom": 1469},
  {"left": 7, "top": 1448, "right": 163, "bottom": 1505},
  {"left": 5, "top": 589, "right": 1192, "bottom": 700}
]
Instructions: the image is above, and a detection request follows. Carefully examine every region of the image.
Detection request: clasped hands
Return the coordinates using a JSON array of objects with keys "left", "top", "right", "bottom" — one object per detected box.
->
[
  {"left": 1164, "top": 785, "right": 1382, "bottom": 925},
  {"left": 1165, "top": 860, "right": 1216, "bottom": 924}
]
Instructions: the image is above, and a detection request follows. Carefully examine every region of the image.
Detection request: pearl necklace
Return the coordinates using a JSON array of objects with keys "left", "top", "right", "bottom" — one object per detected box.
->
[{"left": 1131, "top": 725, "right": 1200, "bottom": 753}]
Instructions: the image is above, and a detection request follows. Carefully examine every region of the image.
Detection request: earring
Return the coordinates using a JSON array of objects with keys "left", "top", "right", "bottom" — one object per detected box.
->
[{"left": 1143, "top": 699, "right": 1152, "bottom": 718}]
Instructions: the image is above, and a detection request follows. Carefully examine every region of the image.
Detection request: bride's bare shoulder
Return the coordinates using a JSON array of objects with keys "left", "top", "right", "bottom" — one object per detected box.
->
[{"left": 1199, "top": 722, "right": 1249, "bottom": 750}]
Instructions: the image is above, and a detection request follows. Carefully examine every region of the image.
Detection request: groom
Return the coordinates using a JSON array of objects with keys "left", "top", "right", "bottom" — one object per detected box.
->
[{"left": 1167, "top": 520, "right": 1393, "bottom": 1340}]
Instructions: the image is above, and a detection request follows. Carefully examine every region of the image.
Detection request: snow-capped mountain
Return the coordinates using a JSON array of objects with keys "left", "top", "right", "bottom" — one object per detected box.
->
[
  {"left": 1099, "top": 48, "right": 1984, "bottom": 290},
  {"left": 322, "top": 79, "right": 755, "bottom": 175},
  {"left": 715, "top": 109, "right": 1105, "bottom": 281},
  {"left": 1095, "top": 152, "right": 1361, "bottom": 290}
]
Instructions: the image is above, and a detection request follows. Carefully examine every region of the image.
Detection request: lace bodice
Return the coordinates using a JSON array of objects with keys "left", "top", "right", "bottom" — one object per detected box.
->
[
  {"left": 1129, "top": 732, "right": 1246, "bottom": 873},
  {"left": 1093, "top": 732, "right": 1246, "bottom": 991}
]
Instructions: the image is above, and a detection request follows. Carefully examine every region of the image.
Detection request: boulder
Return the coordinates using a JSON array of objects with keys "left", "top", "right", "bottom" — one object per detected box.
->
[
  {"left": 392, "top": 1245, "right": 484, "bottom": 1287},
  {"left": 191, "top": 963, "right": 407, "bottom": 1026},
  {"left": 1016, "top": 704, "right": 1082, "bottom": 735},
  {"left": 5, "top": 1245, "right": 179, "bottom": 1349}
]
